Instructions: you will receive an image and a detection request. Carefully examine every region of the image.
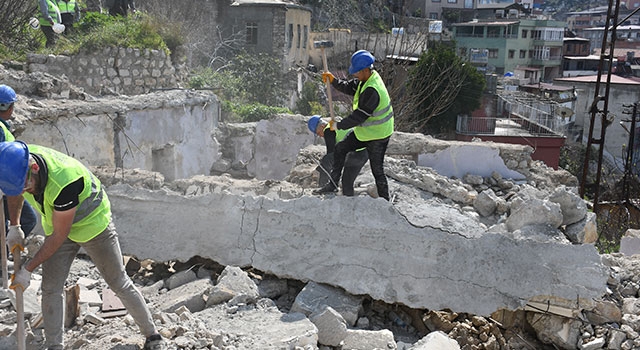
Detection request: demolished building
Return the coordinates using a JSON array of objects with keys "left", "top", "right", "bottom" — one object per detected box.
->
[{"left": 0, "top": 61, "right": 636, "bottom": 349}]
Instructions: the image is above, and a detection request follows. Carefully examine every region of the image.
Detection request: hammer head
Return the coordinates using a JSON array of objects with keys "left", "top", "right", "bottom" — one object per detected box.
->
[{"left": 314, "top": 40, "right": 334, "bottom": 49}]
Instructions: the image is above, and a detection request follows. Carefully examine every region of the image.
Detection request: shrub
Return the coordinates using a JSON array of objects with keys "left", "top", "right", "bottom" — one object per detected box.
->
[
  {"left": 295, "top": 81, "right": 324, "bottom": 116},
  {"left": 224, "top": 101, "right": 290, "bottom": 123},
  {"left": 55, "top": 12, "right": 169, "bottom": 55}
]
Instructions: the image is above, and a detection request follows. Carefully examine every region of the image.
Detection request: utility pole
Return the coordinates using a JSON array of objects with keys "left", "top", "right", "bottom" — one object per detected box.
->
[
  {"left": 622, "top": 103, "right": 639, "bottom": 203},
  {"left": 579, "top": 0, "right": 621, "bottom": 212}
]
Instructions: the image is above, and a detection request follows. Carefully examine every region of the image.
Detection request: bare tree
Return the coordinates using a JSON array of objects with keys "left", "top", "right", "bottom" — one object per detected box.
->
[
  {"left": 136, "top": 0, "right": 244, "bottom": 68},
  {"left": 0, "top": 0, "right": 39, "bottom": 53},
  {"left": 380, "top": 42, "right": 484, "bottom": 134}
]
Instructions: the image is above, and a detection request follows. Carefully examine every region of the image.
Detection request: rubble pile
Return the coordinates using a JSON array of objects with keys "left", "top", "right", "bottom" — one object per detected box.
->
[
  {"left": 0, "top": 62, "right": 633, "bottom": 349},
  {"left": 2, "top": 250, "right": 640, "bottom": 350}
]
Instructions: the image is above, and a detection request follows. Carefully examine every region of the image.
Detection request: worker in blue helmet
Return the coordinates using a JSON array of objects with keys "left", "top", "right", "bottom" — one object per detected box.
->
[
  {"left": 0, "top": 141, "right": 166, "bottom": 350},
  {"left": 315, "top": 50, "right": 394, "bottom": 200},
  {"left": 0, "top": 85, "right": 38, "bottom": 251},
  {"left": 307, "top": 115, "right": 368, "bottom": 196}
]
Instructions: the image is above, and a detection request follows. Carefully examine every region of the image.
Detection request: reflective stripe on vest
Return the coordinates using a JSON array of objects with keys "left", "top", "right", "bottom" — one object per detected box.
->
[
  {"left": 38, "top": 0, "right": 61, "bottom": 26},
  {"left": 323, "top": 126, "right": 365, "bottom": 152},
  {"left": 57, "top": 0, "right": 77, "bottom": 13},
  {"left": 351, "top": 71, "right": 394, "bottom": 141},
  {"left": 23, "top": 145, "right": 111, "bottom": 243}
]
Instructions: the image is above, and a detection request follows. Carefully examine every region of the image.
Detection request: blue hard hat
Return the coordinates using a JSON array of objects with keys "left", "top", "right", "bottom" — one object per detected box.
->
[
  {"left": 348, "top": 50, "right": 375, "bottom": 74},
  {"left": 308, "top": 115, "right": 322, "bottom": 133},
  {"left": 0, "top": 85, "right": 17, "bottom": 111},
  {"left": 0, "top": 141, "right": 29, "bottom": 196}
]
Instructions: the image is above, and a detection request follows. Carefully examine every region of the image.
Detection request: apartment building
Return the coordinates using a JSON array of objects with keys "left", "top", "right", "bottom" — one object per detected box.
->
[{"left": 453, "top": 18, "right": 565, "bottom": 81}]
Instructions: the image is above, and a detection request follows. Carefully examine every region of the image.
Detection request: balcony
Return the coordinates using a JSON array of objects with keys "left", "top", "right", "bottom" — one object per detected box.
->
[
  {"left": 456, "top": 115, "right": 564, "bottom": 137},
  {"left": 456, "top": 104, "right": 566, "bottom": 169}
]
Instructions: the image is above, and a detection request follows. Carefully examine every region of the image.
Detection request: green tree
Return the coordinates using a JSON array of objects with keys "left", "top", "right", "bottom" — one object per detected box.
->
[
  {"left": 397, "top": 43, "right": 485, "bottom": 135},
  {"left": 227, "top": 52, "right": 290, "bottom": 106},
  {"left": 294, "top": 81, "right": 324, "bottom": 116},
  {"left": 189, "top": 52, "right": 293, "bottom": 122}
]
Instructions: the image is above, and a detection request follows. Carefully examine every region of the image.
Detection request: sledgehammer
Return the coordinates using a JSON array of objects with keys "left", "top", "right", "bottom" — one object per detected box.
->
[
  {"left": 314, "top": 40, "right": 336, "bottom": 130},
  {"left": 0, "top": 192, "right": 25, "bottom": 350},
  {"left": 11, "top": 245, "right": 26, "bottom": 350},
  {"left": 1, "top": 194, "right": 7, "bottom": 289}
]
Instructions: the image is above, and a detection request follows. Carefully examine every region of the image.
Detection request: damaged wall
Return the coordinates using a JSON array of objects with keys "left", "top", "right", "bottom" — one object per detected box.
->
[
  {"left": 104, "top": 183, "right": 607, "bottom": 317},
  {"left": 16, "top": 90, "right": 221, "bottom": 181}
]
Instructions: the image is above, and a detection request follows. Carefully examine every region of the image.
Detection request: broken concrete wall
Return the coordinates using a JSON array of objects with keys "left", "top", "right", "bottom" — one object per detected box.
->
[
  {"left": 16, "top": 90, "right": 221, "bottom": 180},
  {"left": 105, "top": 183, "right": 607, "bottom": 317},
  {"left": 17, "top": 93, "right": 537, "bottom": 185}
]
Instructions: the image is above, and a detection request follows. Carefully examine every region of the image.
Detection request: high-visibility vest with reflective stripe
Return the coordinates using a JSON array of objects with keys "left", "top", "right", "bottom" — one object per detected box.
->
[
  {"left": 24, "top": 145, "right": 111, "bottom": 243},
  {"left": 324, "top": 125, "right": 365, "bottom": 152},
  {"left": 0, "top": 121, "right": 14, "bottom": 142},
  {"left": 57, "top": 0, "right": 77, "bottom": 14},
  {"left": 38, "top": 0, "right": 61, "bottom": 26},
  {"left": 352, "top": 70, "right": 394, "bottom": 141}
]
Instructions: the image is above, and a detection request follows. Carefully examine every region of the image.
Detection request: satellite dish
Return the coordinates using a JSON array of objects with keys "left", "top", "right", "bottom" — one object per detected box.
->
[{"left": 556, "top": 106, "right": 574, "bottom": 119}]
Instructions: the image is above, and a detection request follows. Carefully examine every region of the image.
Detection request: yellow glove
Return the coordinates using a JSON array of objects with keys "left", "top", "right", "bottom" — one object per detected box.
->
[
  {"left": 329, "top": 119, "right": 336, "bottom": 131},
  {"left": 322, "top": 72, "right": 334, "bottom": 84}
]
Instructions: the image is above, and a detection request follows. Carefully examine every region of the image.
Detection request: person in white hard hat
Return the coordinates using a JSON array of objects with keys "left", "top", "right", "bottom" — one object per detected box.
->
[
  {"left": 55, "top": 0, "right": 80, "bottom": 34},
  {"left": 37, "top": 0, "right": 63, "bottom": 47}
]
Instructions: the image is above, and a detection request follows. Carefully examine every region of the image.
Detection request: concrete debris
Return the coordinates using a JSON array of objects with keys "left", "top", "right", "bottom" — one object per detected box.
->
[
  {"left": 102, "top": 153, "right": 608, "bottom": 317},
  {"left": 0, "top": 250, "right": 638, "bottom": 349}
]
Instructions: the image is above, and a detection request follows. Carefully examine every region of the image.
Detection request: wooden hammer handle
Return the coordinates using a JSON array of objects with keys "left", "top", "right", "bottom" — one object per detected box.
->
[{"left": 321, "top": 47, "right": 336, "bottom": 131}]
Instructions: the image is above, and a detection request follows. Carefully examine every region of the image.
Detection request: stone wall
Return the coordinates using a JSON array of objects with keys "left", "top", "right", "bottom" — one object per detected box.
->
[{"left": 25, "top": 47, "right": 182, "bottom": 96}]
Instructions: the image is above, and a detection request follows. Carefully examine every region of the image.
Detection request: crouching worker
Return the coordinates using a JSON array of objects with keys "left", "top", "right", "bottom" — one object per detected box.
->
[
  {"left": 308, "top": 115, "right": 368, "bottom": 196},
  {"left": 0, "top": 141, "right": 166, "bottom": 350}
]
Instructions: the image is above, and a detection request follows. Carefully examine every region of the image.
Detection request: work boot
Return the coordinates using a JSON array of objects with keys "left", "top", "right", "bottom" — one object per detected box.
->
[
  {"left": 144, "top": 334, "right": 166, "bottom": 350},
  {"left": 313, "top": 183, "right": 337, "bottom": 194}
]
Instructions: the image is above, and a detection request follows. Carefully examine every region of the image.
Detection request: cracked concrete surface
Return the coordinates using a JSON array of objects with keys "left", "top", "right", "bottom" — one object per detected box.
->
[{"left": 104, "top": 179, "right": 607, "bottom": 317}]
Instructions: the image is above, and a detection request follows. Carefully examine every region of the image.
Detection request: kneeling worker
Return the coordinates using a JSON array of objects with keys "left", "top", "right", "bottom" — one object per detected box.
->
[{"left": 308, "top": 115, "right": 368, "bottom": 196}]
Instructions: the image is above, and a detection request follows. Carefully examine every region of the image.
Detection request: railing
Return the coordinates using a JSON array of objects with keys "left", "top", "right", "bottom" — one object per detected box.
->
[
  {"left": 457, "top": 115, "right": 496, "bottom": 135},
  {"left": 457, "top": 112, "right": 566, "bottom": 137}
]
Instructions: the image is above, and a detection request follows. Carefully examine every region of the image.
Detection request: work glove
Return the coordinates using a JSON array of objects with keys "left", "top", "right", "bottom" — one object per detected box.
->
[
  {"left": 328, "top": 117, "right": 342, "bottom": 131},
  {"left": 6, "top": 225, "right": 25, "bottom": 253},
  {"left": 10, "top": 266, "right": 31, "bottom": 292},
  {"left": 322, "top": 72, "right": 334, "bottom": 84}
]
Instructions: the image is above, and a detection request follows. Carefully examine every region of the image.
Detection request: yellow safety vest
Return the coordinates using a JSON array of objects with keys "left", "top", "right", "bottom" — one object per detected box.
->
[
  {"left": 24, "top": 145, "right": 111, "bottom": 243},
  {"left": 324, "top": 125, "right": 365, "bottom": 152},
  {"left": 352, "top": 70, "right": 394, "bottom": 141},
  {"left": 38, "top": 0, "right": 61, "bottom": 26},
  {"left": 0, "top": 120, "right": 15, "bottom": 142},
  {"left": 56, "top": 0, "right": 77, "bottom": 14}
]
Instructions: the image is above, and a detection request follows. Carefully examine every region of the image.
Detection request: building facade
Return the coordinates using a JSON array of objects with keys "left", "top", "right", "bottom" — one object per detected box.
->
[
  {"left": 453, "top": 18, "right": 565, "bottom": 81},
  {"left": 219, "top": 0, "right": 312, "bottom": 71}
]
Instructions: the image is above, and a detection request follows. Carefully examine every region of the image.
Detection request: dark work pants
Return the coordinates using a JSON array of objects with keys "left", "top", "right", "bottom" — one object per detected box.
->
[
  {"left": 60, "top": 14, "right": 75, "bottom": 34},
  {"left": 319, "top": 149, "right": 368, "bottom": 196},
  {"left": 41, "top": 25, "right": 56, "bottom": 48},
  {"left": 330, "top": 132, "right": 390, "bottom": 200}
]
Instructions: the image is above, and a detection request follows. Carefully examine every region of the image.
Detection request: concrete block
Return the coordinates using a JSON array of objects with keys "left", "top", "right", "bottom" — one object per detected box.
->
[{"left": 291, "top": 282, "right": 363, "bottom": 327}]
